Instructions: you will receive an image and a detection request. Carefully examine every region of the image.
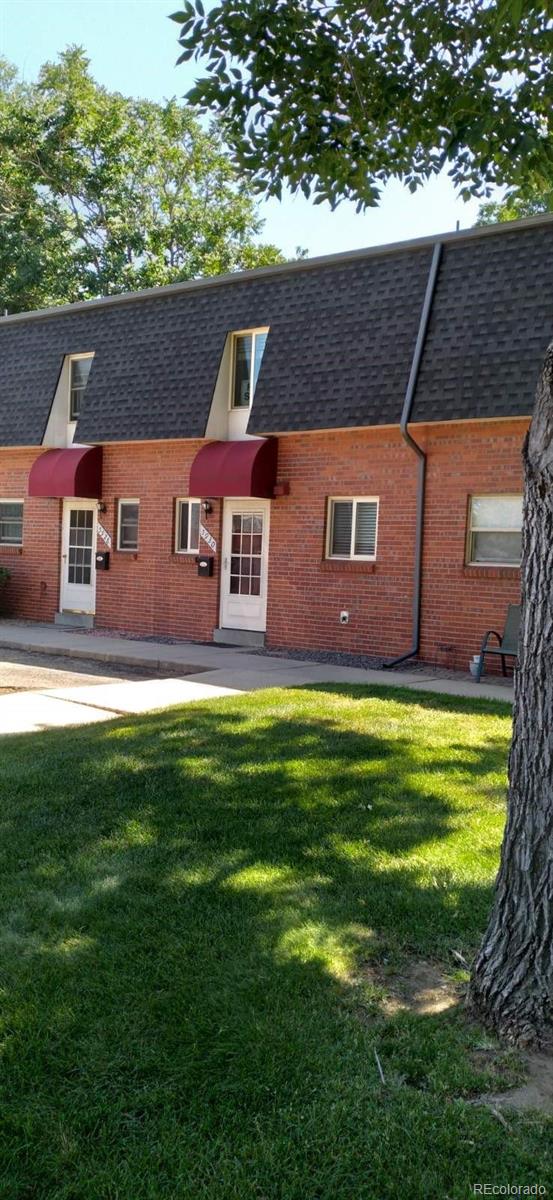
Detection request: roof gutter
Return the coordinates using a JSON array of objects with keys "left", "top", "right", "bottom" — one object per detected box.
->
[{"left": 383, "top": 241, "right": 443, "bottom": 669}]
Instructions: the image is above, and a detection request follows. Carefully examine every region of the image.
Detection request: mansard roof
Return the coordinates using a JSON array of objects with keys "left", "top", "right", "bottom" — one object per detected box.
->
[{"left": 1, "top": 213, "right": 551, "bottom": 447}]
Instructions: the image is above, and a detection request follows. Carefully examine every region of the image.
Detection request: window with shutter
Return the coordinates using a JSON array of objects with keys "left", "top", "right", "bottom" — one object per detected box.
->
[{"left": 327, "top": 498, "right": 379, "bottom": 560}]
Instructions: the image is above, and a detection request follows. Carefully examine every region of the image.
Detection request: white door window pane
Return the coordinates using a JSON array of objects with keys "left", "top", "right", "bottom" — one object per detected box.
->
[
  {"left": 68, "top": 508, "right": 93, "bottom": 583},
  {"left": 228, "top": 511, "right": 264, "bottom": 595}
]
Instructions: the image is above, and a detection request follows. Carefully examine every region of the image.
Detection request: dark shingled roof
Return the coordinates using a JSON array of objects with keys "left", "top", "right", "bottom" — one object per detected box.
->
[
  {"left": 0, "top": 214, "right": 551, "bottom": 447},
  {"left": 414, "top": 222, "right": 553, "bottom": 424}
]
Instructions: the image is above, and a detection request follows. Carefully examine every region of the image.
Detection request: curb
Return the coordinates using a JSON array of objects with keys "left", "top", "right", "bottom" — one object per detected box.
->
[{"left": 0, "top": 638, "right": 203, "bottom": 676}]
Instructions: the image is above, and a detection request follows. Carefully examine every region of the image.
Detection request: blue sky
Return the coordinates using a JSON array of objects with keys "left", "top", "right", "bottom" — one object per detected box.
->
[{"left": 0, "top": 0, "right": 489, "bottom": 259}]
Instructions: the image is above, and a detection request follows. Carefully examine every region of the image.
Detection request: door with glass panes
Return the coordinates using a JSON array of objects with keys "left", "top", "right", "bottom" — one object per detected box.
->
[
  {"left": 220, "top": 500, "right": 270, "bottom": 631},
  {"left": 60, "top": 500, "right": 97, "bottom": 613}
]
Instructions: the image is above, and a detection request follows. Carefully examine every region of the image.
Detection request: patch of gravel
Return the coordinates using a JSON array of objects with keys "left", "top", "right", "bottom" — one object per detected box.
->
[
  {"left": 73, "top": 628, "right": 196, "bottom": 645},
  {"left": 251, "top": 645, "right": 387, "bottom": 670},
  {"left": 251, "top": 644, "right": 514, "bottom": 686}
]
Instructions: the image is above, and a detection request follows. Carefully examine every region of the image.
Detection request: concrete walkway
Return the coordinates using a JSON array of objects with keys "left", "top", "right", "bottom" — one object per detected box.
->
[{"left": 0, "top": 622, "right": 513, "bottom": 735}]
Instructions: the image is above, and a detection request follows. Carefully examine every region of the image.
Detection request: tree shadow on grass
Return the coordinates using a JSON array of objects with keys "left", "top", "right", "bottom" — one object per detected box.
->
[{"left": 0, "top": 683, "right": 531, "bottom": 1200}]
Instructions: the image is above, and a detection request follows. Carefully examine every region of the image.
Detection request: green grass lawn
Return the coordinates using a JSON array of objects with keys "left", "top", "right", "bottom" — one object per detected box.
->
[{"left": 0, "top": 684, "right": 550, "bottom": 1199}]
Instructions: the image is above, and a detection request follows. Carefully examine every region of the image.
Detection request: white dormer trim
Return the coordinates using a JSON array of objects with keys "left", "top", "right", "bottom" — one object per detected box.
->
[
  {"left": 42, "top": 352, "right": 95, "bottom": 448},
  {"left": 205, "top": 327, "right": 269, "bottom": 442}
]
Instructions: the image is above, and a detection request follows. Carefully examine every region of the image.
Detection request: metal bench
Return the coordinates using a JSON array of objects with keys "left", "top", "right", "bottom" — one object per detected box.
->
[{"left": 475, "top": 603, "right": 520, "bottom": 682}]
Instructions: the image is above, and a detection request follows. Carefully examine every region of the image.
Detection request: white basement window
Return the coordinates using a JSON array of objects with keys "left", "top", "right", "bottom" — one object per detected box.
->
[
  {"left": 0, "top": 500, "right": 23, "bottom": 546},
  {"left": 175, "top": 499, "right": 201, "bottom": 554},
  {"left": 467, "top": 495, "right": 523, "bottom": 566},
  {"left": 230, "top": 328, "right": 269, "bottom": 409},
  {"left": 69, "top": 354, "right": 94, "bottom": 422},
  {"left": 326, "top": 498, "right": 379, "bottom": 560},
  {"left": 117, "top": 500, "right": 140, "bottom": 551}
]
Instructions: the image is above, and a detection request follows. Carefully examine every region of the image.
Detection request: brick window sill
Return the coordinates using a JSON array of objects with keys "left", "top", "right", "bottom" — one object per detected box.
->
[
  {"left": 0, "top": 546, "right": 23, "bottom": 556},
  {"left": 463, "top": 565, "right": 520, "bottom": 579},
  {"left": 320, "top": 560, "right": 376, "bottom": 574}
]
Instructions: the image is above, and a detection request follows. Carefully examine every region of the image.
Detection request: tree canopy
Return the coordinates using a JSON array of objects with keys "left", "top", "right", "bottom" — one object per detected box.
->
[
  {"left": 172, "top": 0, "right": 553, "bottom": 210},
  {"left": 477, "top": 185, "right": 553, "bottom": 225},
  {"left": 0, "top": 48, "right": 283, "bottom": 312}
]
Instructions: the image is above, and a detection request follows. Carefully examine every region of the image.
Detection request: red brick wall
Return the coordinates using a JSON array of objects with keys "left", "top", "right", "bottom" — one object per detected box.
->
[
  {"left": 96, "top": 441, "right": 221, "bottom": 640},
  {"left": 266, "top": 419, "right": 526, "bottom": 666},
  {"left": 267, "top": 426, "right": 418, "bottom": 657},
  {"left": 0, "top": 449, "right": 61, "bottom": 623},
  {"left": 0, "top": 418, "right": 528, "bottom": 665},
  {"left": 419, "top": 419, "right": 526, "bottom": 670}
]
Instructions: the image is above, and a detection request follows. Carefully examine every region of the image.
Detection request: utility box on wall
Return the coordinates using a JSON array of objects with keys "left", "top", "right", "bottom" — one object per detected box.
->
[
  {"left": 96, "top": 551, "right": 110, "bottom": 571},
  {"left": 196, "top": 555, "right": 214, "bottom": 578}
]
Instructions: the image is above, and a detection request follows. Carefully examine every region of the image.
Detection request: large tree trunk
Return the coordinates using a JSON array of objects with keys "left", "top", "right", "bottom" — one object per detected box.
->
[{"left": 468, "top": 343, "right": 553, "bottom": 1047}]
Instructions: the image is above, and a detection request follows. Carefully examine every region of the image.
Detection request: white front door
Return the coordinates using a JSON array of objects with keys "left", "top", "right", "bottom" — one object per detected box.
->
[
  {"left": 60, "top": 500, "right": 97, "bottom": 613},
  {"left": 220, "top": 500, "right": 270, "bottom": 631}
]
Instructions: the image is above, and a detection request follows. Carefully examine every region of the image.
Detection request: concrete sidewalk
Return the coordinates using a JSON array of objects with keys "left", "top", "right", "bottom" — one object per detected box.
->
[{"left": 0, "top": 621, "right": 513, "bottom": 735}]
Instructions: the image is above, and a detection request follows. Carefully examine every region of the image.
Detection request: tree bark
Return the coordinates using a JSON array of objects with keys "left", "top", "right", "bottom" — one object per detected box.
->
[{"left": 468, "top": 342, "right": 553, "bottom": 1047}]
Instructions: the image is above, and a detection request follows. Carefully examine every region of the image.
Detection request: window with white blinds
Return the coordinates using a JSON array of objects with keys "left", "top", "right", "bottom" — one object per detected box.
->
[
  {"left": 327, "top": 498, "right": 379, "bottom": 560},
  {"left": 175, "top": 499, "right": 201, "bottom": 553},
  {"left": 0, "top": 500, "right": 23, "bottom": 546},
  {"left": 467, "top": 495, "right": 522, "bottom": 565}
]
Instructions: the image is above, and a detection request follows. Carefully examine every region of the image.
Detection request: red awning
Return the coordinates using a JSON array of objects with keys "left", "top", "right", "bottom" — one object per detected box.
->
[
  {"left": 189, "top": 438, "right": 278, "bottom": 499},
  {"left": 28, "top": 446, "right": 103, "bottom": 499}
]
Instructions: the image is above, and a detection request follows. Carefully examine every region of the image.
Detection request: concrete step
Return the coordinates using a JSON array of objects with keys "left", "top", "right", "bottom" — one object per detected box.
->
[
  {"left": 213, "top": 627, "right": 265, "bottom": 648},
  {"left": 54, "top": 611, "right": 95, "bottom": 630}
]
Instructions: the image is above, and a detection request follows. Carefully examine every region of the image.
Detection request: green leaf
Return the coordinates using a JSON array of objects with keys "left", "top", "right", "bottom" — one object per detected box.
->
[{"left": 170, "top": 0, "right": 553, "bottom": 208}]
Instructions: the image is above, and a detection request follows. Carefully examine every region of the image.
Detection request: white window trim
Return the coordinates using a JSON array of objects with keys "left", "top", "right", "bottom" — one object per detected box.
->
[
  {"left": 228, "top": 326, "right": 270, "bottom": 411},
  {"left": 466, "top": 493, "right": 522, "bottom": 567},
  {"left": 68, "top": 352, "right": 94, "bottom": 423},
  {"left": 117, "top": 498, "right": 140, "bottom": 552},
  {"left": 175, "top": 498, "right": 201, "bottom": 555},
  {"left": 326, "top": 496, "right": 379, "bottom": 561},
  {"left": 0, "top": 498, "right": 24, "bottom": 547}
]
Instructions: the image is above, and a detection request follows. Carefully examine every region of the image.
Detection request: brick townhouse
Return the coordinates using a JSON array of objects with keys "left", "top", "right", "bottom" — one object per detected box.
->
[{"left": 0, "top": 214, "right": 548, "bottom": 669}]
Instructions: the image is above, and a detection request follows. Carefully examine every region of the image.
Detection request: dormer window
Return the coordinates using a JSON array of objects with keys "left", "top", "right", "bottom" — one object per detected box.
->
[
  {"left": 69, "top": 354, "right": 94, "bottom": 422},
  {"left": 230, "top": 329, "right": 268, "bottom": 409}
]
